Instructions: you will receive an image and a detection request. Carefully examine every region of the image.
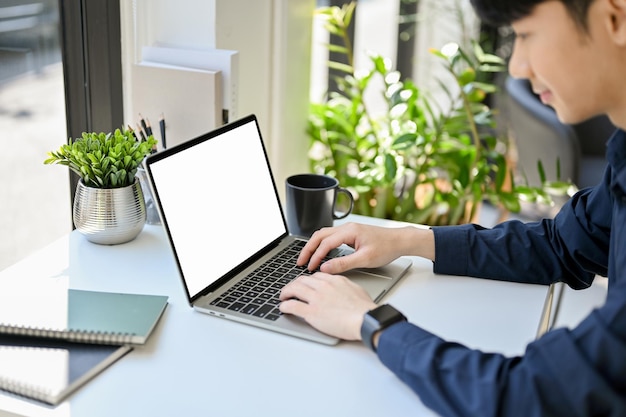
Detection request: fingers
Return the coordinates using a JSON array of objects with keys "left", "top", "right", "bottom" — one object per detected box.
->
[
  {"left": 279, "top": 275, "right": 316, "bottom": 302},
  {"left": 278, "top": 297, "right": 308, "bottom": 318},
  {"left": 319, "top": 253, "right": 359, "bottom": 274},
  {"left": 278, "top": 272, "right": 377, "bottom": 341},
  {"left": 297, "top": 224, "right": 357, "bottom": 272},
  {"left": 296, "top": 227, "right": 335, "bottom": 269},
  {"left": 278, "top": 274, "right": 322, "bottom": 316}
]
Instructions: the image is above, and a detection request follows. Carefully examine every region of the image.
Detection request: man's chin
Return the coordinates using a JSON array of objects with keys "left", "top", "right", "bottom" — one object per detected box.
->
[{"left": 553, "top": 107, "right": 597, "bottom": 126}]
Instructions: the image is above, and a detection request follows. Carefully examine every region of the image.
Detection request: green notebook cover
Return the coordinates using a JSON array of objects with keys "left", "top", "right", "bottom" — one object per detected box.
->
[{"left": 0, "top": 289, "right": 168, "bottom": 345}]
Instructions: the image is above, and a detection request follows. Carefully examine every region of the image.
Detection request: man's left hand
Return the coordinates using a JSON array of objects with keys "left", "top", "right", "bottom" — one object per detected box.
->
[{"left": 279, "top": 272, "right": 377, "bottom": 340}]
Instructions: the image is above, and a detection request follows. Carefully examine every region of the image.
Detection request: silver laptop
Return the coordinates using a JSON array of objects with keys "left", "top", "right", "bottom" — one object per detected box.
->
[{"left": 145, "top": 114, "right": 411, "bottom": 345}]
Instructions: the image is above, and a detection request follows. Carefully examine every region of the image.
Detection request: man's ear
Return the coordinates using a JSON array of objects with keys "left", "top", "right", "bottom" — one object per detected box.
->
[{"left": 607, "top": 0, "right": 626, "bottom": 45}]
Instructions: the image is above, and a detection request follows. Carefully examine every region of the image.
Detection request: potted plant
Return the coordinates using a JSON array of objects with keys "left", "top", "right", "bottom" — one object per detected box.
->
[
  {"left": 45, "top": 128, "right": 157, "bottom": 244},
  {"left": 307, "top": 2, "right": 573, "bottom": 225}
]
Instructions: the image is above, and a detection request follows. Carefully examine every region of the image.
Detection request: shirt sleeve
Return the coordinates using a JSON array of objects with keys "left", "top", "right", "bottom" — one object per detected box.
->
[
  {"left": 377, "top": 278, "right": 626, "bottom": 417},
  {"left": 377, "top": 169, "right": 621, "bottom": 416},
  {"left": 430, "top": 181, "right": 612, "bottom": 288}
]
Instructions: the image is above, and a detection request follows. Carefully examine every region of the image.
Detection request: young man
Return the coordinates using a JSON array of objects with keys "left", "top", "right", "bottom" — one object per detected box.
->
[{"left": 279, "top": 0, "right": 626, "bottom": 415}]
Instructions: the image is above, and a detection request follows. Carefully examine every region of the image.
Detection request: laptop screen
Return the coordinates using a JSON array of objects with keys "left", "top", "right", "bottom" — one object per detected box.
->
[{"left": 147, "top": 115, "right": 288, "bottom": 299}]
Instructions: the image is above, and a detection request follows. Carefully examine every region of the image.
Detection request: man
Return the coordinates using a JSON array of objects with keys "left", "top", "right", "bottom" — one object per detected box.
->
[{"left": 279, "top": 0, "right": 626, "bottom": 415}]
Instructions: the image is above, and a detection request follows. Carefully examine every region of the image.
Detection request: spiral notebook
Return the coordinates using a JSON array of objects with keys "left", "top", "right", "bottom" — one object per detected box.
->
[
  {"left": 0, "top": 334, "right": 132, "bottom": 405},
  {"left": 0, "top": 284, "right": 168, "bottom": 345}
]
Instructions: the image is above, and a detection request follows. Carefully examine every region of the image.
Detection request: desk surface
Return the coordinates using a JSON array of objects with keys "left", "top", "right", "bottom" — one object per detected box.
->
[{"left": 0, "top": 215, "right": 550, "bottom": 417}]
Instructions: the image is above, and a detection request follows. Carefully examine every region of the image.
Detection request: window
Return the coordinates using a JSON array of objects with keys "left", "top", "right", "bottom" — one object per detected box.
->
[
  {"left": 0, "top": 1, "right": 70, "bottom": 271},
  {"left": 0, "top": 0, "right": 123, "bottom": 271}
]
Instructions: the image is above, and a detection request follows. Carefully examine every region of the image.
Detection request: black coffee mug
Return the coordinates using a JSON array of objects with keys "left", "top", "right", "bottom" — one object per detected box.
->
[{"left": 285, "top": 174, "right": 354, "bottom": 237}]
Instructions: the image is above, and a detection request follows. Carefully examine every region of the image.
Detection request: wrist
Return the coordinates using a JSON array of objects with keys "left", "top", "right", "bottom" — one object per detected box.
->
[
  {"left": 401, "top": 226, "right": 435, "bottom": 261},
  {"left": 372, "top": 330, "right": 382, "bottom": 350}
]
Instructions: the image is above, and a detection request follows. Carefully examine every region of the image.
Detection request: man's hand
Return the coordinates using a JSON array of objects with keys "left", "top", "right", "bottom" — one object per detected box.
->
[
  {"left": 297, "top": 222, "right": 434, "bottom": 274},
  {"left": 279, "top": 272, "right": 377, "bottom": 340}
]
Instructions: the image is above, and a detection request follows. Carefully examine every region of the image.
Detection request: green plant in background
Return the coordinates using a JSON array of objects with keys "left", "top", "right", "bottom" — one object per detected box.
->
[
  {"left": 307, "top": 2, "right": 572, "bottom": 225},
  {"left": 44, "top": 128, "right": 157, "bottom": 188}
]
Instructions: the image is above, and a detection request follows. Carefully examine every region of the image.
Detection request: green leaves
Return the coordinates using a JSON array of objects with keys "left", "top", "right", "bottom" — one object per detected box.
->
[
  {"left": 392, "top": 133, "right": 418, "bottom": 150},
  {"left": 44, "top": 128, "right": 157, "bottom": 189},
  {"left": 307, "top": 1, "right": 572, "bottom": 225},
  {"left": 317, "top": 1, "right": 356, "bottom": 75}
]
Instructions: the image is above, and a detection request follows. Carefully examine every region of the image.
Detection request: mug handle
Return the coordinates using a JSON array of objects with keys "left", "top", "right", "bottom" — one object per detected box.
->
[{"left": 333, "top": 187, "right": 354, "bottom": 220}]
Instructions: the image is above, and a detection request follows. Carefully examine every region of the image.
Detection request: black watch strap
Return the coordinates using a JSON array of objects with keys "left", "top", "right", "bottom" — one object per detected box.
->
[{"left": 361, "top": 304, "right": 407, "bottom": 352}]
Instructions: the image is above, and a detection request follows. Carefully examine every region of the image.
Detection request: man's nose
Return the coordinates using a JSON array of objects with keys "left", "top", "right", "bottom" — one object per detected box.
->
[{"left": 508, "top": 41, "right": 531, "bottom": 79}]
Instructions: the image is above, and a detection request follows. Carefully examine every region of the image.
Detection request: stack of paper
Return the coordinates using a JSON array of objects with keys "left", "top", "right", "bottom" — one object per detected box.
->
[{"left": 0, "top": 279, "right": 168, "bottom": 405}]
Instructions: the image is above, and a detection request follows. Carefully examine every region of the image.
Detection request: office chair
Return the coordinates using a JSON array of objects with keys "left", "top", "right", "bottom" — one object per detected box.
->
[{"left": 501, "top": 76, "right": 615, "bottom": 191}]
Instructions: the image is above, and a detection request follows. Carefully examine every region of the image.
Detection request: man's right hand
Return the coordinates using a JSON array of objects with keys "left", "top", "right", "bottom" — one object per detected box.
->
[{"left": 296, "top": 222, "right": 435, "bottom": 274}]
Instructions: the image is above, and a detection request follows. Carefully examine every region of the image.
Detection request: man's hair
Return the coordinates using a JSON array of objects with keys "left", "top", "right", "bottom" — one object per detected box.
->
[{"left": 470, "top": 0, "right": 595, "bottom": 30}]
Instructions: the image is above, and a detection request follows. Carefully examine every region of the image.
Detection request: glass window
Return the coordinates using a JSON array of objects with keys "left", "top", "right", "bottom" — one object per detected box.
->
[{"left": 0, "top": 1, "right": 71, "bottom": 271}]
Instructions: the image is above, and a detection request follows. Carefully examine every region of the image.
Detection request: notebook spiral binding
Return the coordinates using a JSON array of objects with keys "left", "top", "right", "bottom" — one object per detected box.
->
[
  {"left": 0, "top": 374, "right": 54, "bottom": 403},
  {"left": 0, "top": 324, "right": 135, "bottom": 345},
  {"left": 0, "top": 344, "right": 63, "bottom": 403}
]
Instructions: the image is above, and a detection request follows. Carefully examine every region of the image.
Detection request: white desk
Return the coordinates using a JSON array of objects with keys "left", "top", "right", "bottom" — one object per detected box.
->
[{"left": 0, "top": 215, "right": 551, "bottom": 417}]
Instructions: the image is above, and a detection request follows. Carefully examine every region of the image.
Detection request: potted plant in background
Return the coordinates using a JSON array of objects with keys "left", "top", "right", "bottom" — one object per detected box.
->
[
  {"left": 45, "top": 128, "right": 157, "bottom": 244},
  {"left": 307, "top": 2, "right": 573, "bottom": 225}
]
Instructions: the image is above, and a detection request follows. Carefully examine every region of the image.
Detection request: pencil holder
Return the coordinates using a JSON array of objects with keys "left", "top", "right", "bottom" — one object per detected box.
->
[{"left": 136, "top": 167, "right": 161, "bottom": 225}]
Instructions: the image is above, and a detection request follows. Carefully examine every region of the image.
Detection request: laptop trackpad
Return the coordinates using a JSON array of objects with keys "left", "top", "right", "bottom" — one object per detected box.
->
[{"left": 342, "top": 257, "right": 412, "bottom": 302}]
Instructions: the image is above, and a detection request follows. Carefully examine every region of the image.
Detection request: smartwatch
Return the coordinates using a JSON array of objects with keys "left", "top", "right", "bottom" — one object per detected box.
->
[{"left": 361, "top": 304, "right": 407, "bottom": 352}]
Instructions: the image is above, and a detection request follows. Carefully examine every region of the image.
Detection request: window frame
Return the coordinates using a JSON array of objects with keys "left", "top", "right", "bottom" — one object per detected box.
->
[{"left": 57, "top": 0, "right": 123, "bottom": 213}]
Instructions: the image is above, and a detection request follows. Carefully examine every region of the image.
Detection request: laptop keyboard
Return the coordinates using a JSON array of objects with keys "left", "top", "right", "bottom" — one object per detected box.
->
[{"left": 209, "top": 240, "right": 337, "bottom": 321}]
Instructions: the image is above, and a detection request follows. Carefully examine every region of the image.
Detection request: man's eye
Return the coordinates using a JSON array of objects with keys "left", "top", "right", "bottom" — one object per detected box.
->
[{"left": 515, "top": 32, "right": 529, "bottom": 41}]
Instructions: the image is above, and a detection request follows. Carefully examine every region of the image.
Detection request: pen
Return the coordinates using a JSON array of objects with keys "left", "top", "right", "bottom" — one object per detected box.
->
[{"left": 159, "top": 113, "right": 166, "bottom": 149}]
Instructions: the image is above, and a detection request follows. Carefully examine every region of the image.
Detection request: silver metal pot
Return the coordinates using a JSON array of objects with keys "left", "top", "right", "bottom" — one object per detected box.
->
[{"left": 73, "top": 179, "right": 146, "bottom": 244}]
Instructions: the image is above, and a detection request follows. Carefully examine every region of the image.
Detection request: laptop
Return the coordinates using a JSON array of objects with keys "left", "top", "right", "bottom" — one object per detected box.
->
[{"left": 144, "top": 114, "right": 412, "bottom": 345}]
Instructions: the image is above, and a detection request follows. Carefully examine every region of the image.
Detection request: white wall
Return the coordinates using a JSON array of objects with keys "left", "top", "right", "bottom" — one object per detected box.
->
[
  {"left": 214, "top": 0, "right": 316, "bottom": 187},
  {"left": 120, "top": 0, "right": 315, "bottom": 200}
]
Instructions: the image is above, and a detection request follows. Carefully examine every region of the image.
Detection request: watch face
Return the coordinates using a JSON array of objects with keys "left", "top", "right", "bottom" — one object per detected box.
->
[
  {"left": 361, "top": 304, "right": 406, "bottom": 352},
  {"left": 370, "top": 304, "right": 405, "bottom": 324}
]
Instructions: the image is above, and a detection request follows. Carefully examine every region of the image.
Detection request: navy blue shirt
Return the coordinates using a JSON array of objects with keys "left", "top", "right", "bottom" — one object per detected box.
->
[{"left": 377, "top": 129, "right": 626, "bottom": 416}]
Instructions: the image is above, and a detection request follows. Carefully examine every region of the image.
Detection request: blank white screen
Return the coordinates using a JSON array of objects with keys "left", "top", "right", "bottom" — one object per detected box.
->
[{"left": 148, "top": 119, "right": 287, "bottom": 298}]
